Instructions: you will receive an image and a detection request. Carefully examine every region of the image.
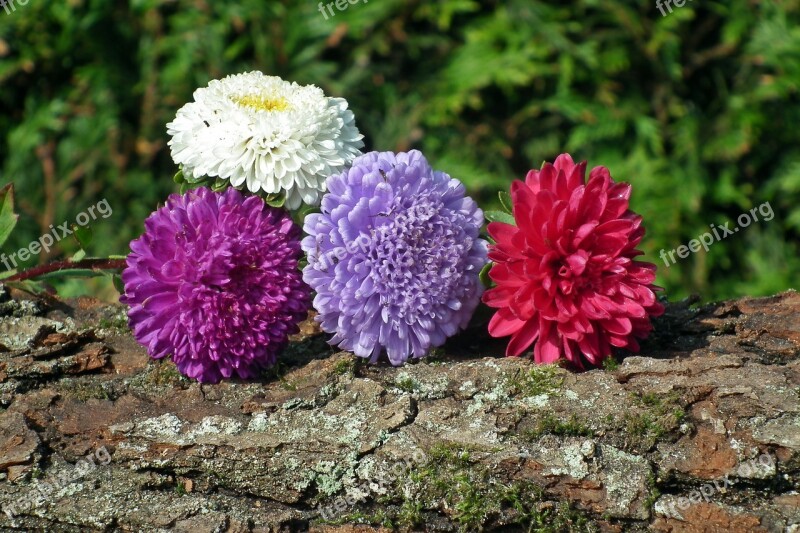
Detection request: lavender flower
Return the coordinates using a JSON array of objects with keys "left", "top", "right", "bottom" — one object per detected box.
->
[
  {"left": 121, "top": 187, "right": 310, "bottom": 383},
  {"left": 302, "top": 150, "right": 487, "bottom": 364}
]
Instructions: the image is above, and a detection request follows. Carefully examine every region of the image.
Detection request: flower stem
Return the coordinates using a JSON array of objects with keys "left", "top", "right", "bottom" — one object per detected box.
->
[{"left": 4, "top": 258, "right": 127, "bottom": 283}]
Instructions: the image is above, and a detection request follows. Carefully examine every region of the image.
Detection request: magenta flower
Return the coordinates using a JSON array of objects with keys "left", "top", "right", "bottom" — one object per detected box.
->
[
  {"left": 482, "top": 154, "right": 664, "bottom": 368},
  {"left": 121, "top": 187, "right": 311, "bottom": 383}
]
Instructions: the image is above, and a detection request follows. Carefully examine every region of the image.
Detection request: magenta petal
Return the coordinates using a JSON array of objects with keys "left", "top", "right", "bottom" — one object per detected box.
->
[{"left": 123, "top": 187, "right": 311, "bottom": 384}]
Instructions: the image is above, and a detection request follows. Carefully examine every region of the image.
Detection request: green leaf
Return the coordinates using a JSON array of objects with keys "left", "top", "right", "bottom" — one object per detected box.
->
[
  {"left": 264, "top": 193, "right": 286, "bottom": 208},
  {"left": 184, "top": 173, "right": 209, "bottom": 185},
  {"left": 484, "top": 210, "right": 516, "bottom": 225},
  {"left": 173, "top": 169, "right": 185, "bottom": 184},
  {"left": 498, "top": 191, "right": 513, "bottom": 214},
  {"left": 71, "top": 249, "right": 87, "bottom": 262},
  {"left": 294, "top": 204, "right": 320, "bottom": 224},
  {"left": 211, "top": 178, "right": 230, "bottom": 192},
  {"left": 479, "top": 261, "right": 493, "bottom": 288},
  {"left": 181, "top": 177, "right": 214, "bottom": 193},
  {"left": 34, "top": 269, "right": 106, "bottom": 281},
  {"left": 0, "top": 269, "right": 17, "bottom": 280},
  {"left": 112, "top": 274, "right": 125, "bottom": 294},
  {"left": 5, "top": 280, "right": 48, "bottom": 295},
  {"left": 300, "top": 205, "right": 321, "bottom": 217},
  {"left": 72, "top": 224, "right": 93, "bottom": 249},
  {"left": 0, "top": 183, "right": 19, "bottom": 249}
]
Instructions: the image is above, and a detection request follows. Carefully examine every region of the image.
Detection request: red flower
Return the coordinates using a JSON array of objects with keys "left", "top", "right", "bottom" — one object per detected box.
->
[{"left": 482, "top": 154, "right": 664, "bottom": 367}]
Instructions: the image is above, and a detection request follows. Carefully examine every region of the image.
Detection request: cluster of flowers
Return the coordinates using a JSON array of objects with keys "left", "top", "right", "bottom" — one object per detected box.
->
[{"left": 122, "top": 71, "right": 664, "bottom": 383}]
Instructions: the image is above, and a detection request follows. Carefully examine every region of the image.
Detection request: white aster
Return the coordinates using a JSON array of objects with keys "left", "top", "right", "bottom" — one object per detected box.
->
[{"left": 167, "top": 71, "right": 364, "bottom": 209}]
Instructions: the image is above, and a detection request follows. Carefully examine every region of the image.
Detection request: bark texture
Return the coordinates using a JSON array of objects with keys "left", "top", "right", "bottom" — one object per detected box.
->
[{"left": 0, "top": 286, "right": 798, "bottom": 532}]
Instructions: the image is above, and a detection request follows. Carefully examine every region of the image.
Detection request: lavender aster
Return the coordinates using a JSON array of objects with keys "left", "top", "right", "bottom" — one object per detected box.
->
[
  {"left": 121, "top": 187, "right": 311, "bottom": 383},
  {"left": 302, "top": 150, "right": 488, "bottom": 364}
]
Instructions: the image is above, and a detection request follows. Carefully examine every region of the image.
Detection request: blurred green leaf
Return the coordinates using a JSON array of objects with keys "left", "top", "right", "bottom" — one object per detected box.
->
[
  {"left": 498, "top": 191, "right": 513, "bottom": 214},
  {"left": 112, "top": 274, "right": 125, "bottom": 294},
  {"left": 479, "top": 261, "right": 493, "bottom": 289},
  {"left": 0, "top": 184, "right": 19, "bottom": 249},
  {"left": 5, "top": 280, "right": 48, "bottom": 295},
  {"left": 35, "top": 269, "right": 106, "bottom": 281},
  {"left": 72, "top": 224, "right": 93, "bottom": 250}
]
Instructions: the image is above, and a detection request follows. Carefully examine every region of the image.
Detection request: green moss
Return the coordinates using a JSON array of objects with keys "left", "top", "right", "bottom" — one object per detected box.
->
[
  {"left": 618, "top": 392, "right": 686, "bottom": 451},
  {"left": 602, "top": 357, "right": 619, "bottom": 371},
  {"left": 395, "top": 375, "right": 418, "bottom": 393},
  {"left": 332, "top": 357, "right": 355, "bottom": 376},
  {"left": 395, "top": 442, "right": 594, "bottom": 532},
  {"left": 625, "top": 412, "right": 662, "bottom": 439},
  {"left": 642, "top": 471, "right": 661, "bottom": 514},
  {"left": 312, "top": 441, "right": 595, "bottom": 531},
  {"left": 622, "top": 412, "right": 674, "bottom": 451},
  {"left": 507, "top": 365, "right": 564, "bottom": 397},
  {"left": 425, "top": 348, "right": 447, "bottom": 365},
  {"left": 59, "top": 381, "right": 111, "bottom": 402},
  {"left": 525, "top": 413, "right": 594, "bottom": 440},
  {"left": 97, "top": 314, "right": 129, "bottom": 332},
  {"left": 521, "top": 499, "right": 595, "bottom": 532},
  {"left": 319, "top": 510, "right": 394, "bottom": 528},
  {"left": 396, "top": 499, "right": 424, "bottom": 529},
  {"left": 261, "top": 361, "right": 297, "bottom": 391},
  {"left": 146, "top": 359, "right": 189, "bottom": 387}
]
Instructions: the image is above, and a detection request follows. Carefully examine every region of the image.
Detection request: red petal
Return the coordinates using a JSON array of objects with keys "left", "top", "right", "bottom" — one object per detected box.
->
[
  {"left": 601, "top": 317, "right": 633, "bottom": 336},
  {"left": 487, "top": 221, "right": 518, "bottom": 244},
  {"left": 488, "top": 308, "right": 525, "bottom": 338},
  {"left": 533, "top": 322, "right": 560, "bottom": 363},
  {"left": 507, "top": 318, "right": 540, "bottom": 357},
  {"left": 566, "top": 160, "right": 587, "bottom": 191}
]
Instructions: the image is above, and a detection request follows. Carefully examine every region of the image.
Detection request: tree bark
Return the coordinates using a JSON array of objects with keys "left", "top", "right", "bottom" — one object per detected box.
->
[{"left": 0, "top": 288, "right": 798, "bottom": 532}]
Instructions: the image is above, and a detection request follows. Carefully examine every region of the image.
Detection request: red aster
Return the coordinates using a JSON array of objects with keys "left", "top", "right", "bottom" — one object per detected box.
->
[{"left": 482, "top": 154, "right": 664, "bottom": 368}]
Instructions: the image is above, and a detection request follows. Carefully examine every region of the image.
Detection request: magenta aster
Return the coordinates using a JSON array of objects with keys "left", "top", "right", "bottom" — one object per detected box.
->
[
  {"left": 482, "top": 154, "right": 664, "bottom": 368},
  {"left": 121, "top": 187, "right": 311, "bottom": 383}
]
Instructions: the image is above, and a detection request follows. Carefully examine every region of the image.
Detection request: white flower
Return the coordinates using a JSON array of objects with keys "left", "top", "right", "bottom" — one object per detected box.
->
[{"left": 167, "top": 71, "right": 364, "bottom": 209}]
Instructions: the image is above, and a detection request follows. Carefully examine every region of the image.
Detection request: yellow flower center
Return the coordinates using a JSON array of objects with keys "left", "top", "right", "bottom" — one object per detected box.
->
[{"left": 231, "top": 93, "right": 290, "bottom": 112}]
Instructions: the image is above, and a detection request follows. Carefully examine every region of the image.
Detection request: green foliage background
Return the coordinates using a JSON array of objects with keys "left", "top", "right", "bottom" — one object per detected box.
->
[{"left": 0, "top": 0, "right": 798, "bottom": 300}]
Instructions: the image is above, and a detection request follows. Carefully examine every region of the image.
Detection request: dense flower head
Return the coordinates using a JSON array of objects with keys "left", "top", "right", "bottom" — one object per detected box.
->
[
  {"left": 167, "top": 71, "right": 364, "bottom": 210},
  {"left": 483, "top": 154, "right": 664, "bottom": 368},
  {"left": 121, "top": 187, "right": 311, "bottom": 383},
  {"left": 302, "top": 150, "right": 488, "bottom": 364}
]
